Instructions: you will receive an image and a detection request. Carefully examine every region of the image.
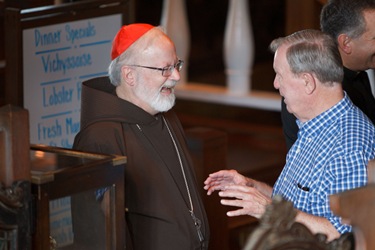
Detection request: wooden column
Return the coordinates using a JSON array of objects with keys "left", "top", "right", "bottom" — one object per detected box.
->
[
  {"left": 185, "top": 127, "right": 229, "bottom": 250},
  {"left": 0, "top": 104, "right": 30, "bottom": 186},
  {"left": 0, "top": 104, "right": 32, "bottom": 249},
  {"left": 285, "top": 0, "right": 324, "bottom": 34}
]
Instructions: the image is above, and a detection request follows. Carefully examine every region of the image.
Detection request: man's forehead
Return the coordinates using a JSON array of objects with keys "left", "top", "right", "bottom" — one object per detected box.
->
[
  {"left": 274, "top": 46, "right": 288, "bottom": 63},
  {"left": 363, "top": 9, "right": 375, "bottom": 29}
]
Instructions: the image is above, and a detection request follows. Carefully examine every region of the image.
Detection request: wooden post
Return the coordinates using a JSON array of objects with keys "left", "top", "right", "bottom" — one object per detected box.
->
[
  {"left": 185, "top": 127, "right": 229, "bottom": 250},
  {"left": 0, "top": 104, "right": 32, "bottom": 249},
  {"left": 285, "top": 0, "right": 323, "bottom": 35},
  {"left": 0, "top": 104, "right": 30, "bottom": 186},
  {"left": 160, "top": 0, "right": 190, "bottom": 84}
]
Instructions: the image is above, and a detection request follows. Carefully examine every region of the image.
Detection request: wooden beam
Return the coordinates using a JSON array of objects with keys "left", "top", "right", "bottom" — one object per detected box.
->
[{"left": 285, "top": 0, "right": 323, "bottom": 35}]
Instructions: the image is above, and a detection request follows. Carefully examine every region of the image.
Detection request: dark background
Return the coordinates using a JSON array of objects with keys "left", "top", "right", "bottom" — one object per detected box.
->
[{"left": 134, "top": 0, "right": 285, "bottom": 91}]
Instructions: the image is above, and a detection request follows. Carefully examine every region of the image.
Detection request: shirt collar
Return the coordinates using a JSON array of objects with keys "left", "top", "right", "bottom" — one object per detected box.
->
[
  {"left": 296, "top": 92, "right": 352, "bottom": 137},
  {"left": 343, "top": 66, "right": 362, "bottom": 81}
]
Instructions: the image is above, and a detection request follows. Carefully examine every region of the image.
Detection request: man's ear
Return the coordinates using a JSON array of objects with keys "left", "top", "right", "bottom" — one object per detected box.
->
[
  {"left": 121, "top": 66, "right": 135, "bottom": 86},
  {"left": 302, "top": 73, "right": 316, "bottom": 95},
  {"left": 337, "top": 34, "right": 352, "bottom": 54}
]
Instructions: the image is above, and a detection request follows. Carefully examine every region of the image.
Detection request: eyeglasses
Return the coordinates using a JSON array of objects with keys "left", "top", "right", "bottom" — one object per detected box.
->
[{"left": 130, "top": 59, "right": 184, "bottom": 77}]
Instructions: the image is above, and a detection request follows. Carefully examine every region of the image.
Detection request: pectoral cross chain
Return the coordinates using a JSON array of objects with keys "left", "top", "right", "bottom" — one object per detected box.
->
[
  {"left": 164, "top": 116, "right": 204, "bottom": 244},
  {"left": 191, "top": 211, "right": 204, "bottom": 243}
]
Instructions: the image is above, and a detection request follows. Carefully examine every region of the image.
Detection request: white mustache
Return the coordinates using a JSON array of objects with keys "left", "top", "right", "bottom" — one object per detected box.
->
[{"left": 161, "top": 81, "right": 177, "bottom": 89}]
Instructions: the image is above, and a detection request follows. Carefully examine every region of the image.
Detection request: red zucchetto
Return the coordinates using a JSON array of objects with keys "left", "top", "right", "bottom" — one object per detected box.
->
[{"left": 111, "top": 23, "right": 154, "bottom": 60}]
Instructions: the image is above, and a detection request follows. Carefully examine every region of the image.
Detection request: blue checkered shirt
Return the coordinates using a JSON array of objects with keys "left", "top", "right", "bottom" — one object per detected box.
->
[{"left": 273, "top": 93, "right": 375, "bottom": 234}]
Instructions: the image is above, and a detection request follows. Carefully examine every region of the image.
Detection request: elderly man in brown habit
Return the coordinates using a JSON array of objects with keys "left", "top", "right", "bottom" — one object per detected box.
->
[{"left": 73, "top": 23, "right": 210, "bottom": 250}]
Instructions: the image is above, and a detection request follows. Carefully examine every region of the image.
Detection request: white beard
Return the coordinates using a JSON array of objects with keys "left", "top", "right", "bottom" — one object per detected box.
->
[
  {"left": 150, "top": 89, "right": 176, "bottom": 112},
  {"left": 135, "top": 80, "right": 176, "bottom": 113}
]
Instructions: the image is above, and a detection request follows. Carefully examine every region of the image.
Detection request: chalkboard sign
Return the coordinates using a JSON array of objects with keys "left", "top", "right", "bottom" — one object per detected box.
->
[
  {"left": 5, "top": 0, "right": 134, "bottom": 148},
  {"left": 23, "top": 14, "right": 121, "bottom": 147}
]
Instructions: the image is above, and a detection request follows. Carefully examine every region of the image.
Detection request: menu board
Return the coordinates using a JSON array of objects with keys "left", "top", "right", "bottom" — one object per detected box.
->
[{"left": 23, "top": 14, "right": 122, "bottom": 148}]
